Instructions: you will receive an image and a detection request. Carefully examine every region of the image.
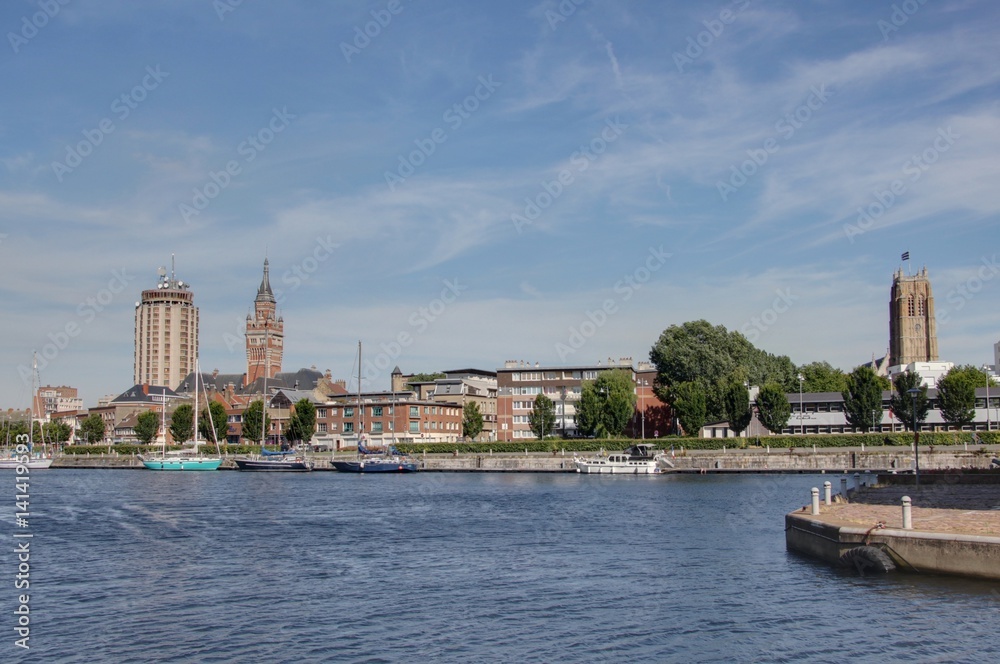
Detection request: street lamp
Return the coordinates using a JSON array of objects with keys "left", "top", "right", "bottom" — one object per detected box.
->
[
  {"left": 797, "top": 373, "right": 804, "bottom": 435},
  {"left": 640, "top": 380, "right": 646, "bottom": 440},
  {"left": 908, "top": 387, "right": 921, "bottom": 487},
  {"left": 983, "top": 364, "right": 992, "bottom": 432},
  {"left": 560, "top": 387, "right": 567, "bottom": 439}
]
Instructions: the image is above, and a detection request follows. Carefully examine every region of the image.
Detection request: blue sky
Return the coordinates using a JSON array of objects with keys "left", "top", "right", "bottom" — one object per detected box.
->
[{"left": 2, "top": 0, "right": 999, "bottom": 407}]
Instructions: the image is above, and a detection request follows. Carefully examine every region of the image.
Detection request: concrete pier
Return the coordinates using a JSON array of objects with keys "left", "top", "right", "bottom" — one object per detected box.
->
[{"left": 785, "top": 481, "right": 1000, "bottom": 580}]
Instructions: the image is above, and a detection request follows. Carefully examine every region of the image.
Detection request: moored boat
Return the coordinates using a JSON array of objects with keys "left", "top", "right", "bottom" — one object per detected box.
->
[
  {"left": 235, "top": 451, "right": 313, "bottom": 471},
  {"left": 573, "top": 443, "right": 672, "bottom": 474}
]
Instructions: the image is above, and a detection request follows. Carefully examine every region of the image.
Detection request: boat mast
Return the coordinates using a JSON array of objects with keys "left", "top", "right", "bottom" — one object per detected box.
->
[{"left": 358, "top": 341, "right": 363, "bottom": 453}]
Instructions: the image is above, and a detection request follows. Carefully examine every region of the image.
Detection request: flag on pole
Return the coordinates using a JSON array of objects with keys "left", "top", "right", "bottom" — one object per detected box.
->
[{"left": 901, "top": 251, "right": 910, "bottom": 262}]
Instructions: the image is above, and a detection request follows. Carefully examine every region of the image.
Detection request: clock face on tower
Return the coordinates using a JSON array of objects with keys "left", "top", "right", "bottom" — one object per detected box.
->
[{"left": 915, "top": 323, "right": 922, "bottom": 332}]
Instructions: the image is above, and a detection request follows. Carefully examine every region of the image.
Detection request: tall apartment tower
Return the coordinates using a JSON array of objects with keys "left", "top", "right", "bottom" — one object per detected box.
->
[
  {"left": 245, "top": 259, "right": 283, "bottom": 387},
  {"left": 889, "top": 266, "right": 939, "bottom": 367},
  {"left": 134, "top": 259, "right": 199, "bottom": 389}
]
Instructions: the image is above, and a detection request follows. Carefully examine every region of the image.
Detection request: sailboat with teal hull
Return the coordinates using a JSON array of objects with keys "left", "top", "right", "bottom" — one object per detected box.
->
[{"left": 140, "top": 361, "right": 222, "bottom": 471}]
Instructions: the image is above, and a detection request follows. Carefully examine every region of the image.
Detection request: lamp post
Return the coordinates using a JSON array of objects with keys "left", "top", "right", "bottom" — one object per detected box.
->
[
  {"left": 983, "top": 364, "right": 992, "bottom": 432},
  {"left": 798, "top": 373, "right": 804, "bottom": 435},
  {"left": 560, "top": 387, "right": 567, "bottom": 439},
  {"left": 640, "top": 380, "right": 646, "bottom": 440},
  {"left": 908, "top": 387, "right": 921, "bottom": 487}
]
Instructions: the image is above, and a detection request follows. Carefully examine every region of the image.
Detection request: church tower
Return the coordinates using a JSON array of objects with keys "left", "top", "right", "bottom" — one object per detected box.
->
[
  {"left": 245, "top": 259, "right": 283, "bottom": 387},
  {"left": 889, "top": 266, "right": 938, "bottom": 367}
]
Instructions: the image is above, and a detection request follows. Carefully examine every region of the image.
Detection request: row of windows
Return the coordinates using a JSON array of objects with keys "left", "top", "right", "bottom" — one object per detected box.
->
[{"left": 509, "top": 370, "right": 600, "bottom": 381}]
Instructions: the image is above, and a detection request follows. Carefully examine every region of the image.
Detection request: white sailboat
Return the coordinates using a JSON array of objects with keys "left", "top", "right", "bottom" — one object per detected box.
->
[{"left": 0, "top": 353, "right": 54, "bottom": 470}]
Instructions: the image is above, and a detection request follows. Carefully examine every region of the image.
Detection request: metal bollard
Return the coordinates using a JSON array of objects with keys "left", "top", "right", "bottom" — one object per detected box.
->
[
  {"left": 840, "top": 476, "right": 848, "bottom": 497},
  {"left": 854, "top": 472, "right": 861, "bottom": 489},
  {"left": 902, "top": 495, "right": 912, "bottom": 530},
  {"left": 811, "top": 487, "right": 820, "bottom": 515},
  {"left": 824, "top": 481, "right": 832, "bottom": 505}
]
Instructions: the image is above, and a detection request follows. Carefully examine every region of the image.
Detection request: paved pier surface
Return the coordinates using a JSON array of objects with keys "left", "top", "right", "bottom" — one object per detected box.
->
[
  {"left": 797, "top": 483, "right": 1000, "bottom": 536},
  {"left": 786, "top": 479, "right": 1000, "bottom": 579}
]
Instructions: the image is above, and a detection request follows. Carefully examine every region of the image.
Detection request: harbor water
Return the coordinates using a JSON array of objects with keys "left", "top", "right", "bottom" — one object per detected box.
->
[{"left": 4, "top": 470, "right": 998, "bottom": 662}]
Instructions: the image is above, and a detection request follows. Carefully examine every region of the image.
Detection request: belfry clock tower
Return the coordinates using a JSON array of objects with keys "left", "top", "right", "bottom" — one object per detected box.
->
[
  {"left": 245, "top": 259, "right": 283, "bottom": 387},
  {"left": 889, "top": 266, "right": 938, "bottom": 367}
]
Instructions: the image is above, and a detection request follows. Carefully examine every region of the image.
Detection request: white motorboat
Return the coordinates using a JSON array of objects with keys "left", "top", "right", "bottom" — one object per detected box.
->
[{"left": 574, "top": 443, "right": 672, "bottom": 474}]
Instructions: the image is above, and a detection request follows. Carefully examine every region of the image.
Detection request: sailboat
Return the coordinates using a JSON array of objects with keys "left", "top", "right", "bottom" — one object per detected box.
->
[
  {"left": 140, "top": 361, "right": 222, "bottom": 471},
  {"left": 330, "top": 341, "right": 418, "bottom": 473},
  {"left": 0, "top": 353, "right": 54, "bottom": 470}
]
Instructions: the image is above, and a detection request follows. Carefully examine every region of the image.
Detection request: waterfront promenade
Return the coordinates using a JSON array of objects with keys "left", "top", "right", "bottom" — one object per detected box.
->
[{"left": 48, "top": 444, "right": 1000, "bottom": 472}]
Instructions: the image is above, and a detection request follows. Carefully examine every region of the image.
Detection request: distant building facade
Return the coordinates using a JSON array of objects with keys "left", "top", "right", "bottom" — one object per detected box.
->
[
  {"left": 495, "top": 358, "right": 670, "bottom": 441},
  {"left": 134, "top": 261, "right": 198, "bottom": 390}
]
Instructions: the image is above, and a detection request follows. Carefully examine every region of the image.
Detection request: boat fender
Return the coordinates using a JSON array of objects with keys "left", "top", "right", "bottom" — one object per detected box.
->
[{"left": 838, "top": 546, "right": 896, "bottom": 576}]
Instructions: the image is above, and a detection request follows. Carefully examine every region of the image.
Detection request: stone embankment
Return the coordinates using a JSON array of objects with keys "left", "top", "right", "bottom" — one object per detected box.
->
[
  {"left": 785, "top": 473, "right": 1000, "bottom": 580},
  {"left": 49, "top": 446, "right": 999, "bottom": 473}
]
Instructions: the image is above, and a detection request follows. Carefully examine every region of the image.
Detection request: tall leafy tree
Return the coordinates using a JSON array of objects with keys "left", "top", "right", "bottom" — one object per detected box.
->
[
  {"left": 200, "top": 401, "right": 229, "bottom": 445},
  {"left": 842, "top": 366, "right": 884, "bottom": 433},
  {"left": 462, "top": 401, "right": 484, "bottom": 441},
  {"left": 79, "top": 413, "right": 105, "bottom": 444},
  {"left": 756, "top": 382, "right": 792, "bottom": 434},
  {"left": 134, "top": 410, "right": 160, "bottom": 445},
  {"left": 287, "top": 399, "right": 317, "bottom": 445},
  {"left": 671, "top": 381, "right": 707, "bottom": 437},
  {"left": 723, "top": 380, "right": 752, "bottom": 436},
  {"left": 888, "top": 371, "right": 929, "bottom": 431},
  {"left": 797, "top": 361, "right": 848, "bottom": 393},
  {"left": 529, "top": 394, "right": 556, "bottom": 439},
  {"left": 937, "top": 367, "right": 977, "bottom": 428},
  {"left": 597, "top": 369, "right": 638, "bottom": 437},
  {"left": 575, "top": 382, "right": 602, "bottom": 437},
  {"left": 576, "top": 370, "right": 637, "bottom": 437},
  {"left": 42, "top": 421, "right": 72, "bottom": 444},
  {"left": 241, "top": 400, "right": 270, "bottom": 444},
  {"left": 170, "top": 404, "right": 194, "bottom": 444},
  {"left": 650, "top": 319, "right": 797, "bottom": 422}
]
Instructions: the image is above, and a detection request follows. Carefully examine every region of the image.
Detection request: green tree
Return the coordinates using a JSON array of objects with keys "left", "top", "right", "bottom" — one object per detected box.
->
[
  {"left": 405, "top": 372, "right": 446, "bottom": 389},
  {"left": 723, "top": 380, "right": 753, "bottom": 436},
  {"left": 200, "top": 401, "right": 229, "bottom": 445},
  {"left": 79, "top": 413, "right": 105, "bottom": 444},
  {"left": 888, "top": 371, "right": 929, "bottom": 432},
  {"left": 756, "top": 382, "right": 791, "bottom": 434},
  {"left": 937, "top": 367, "right": 977, "bottom": 428},
  {"left": 462, "top": 401, "right": 484, "bottom": 441},
  {"left": 287, "top": 399, "right": 317, "bottom": 444},
  {"left": 671, "top": 381, "right": 707, "bottom": 437},
  {"left": 134, "top": 410, "right": 160, "bottom": 445},
  {"left": 575, "top": 383, "right": 602, "bottom": 437},
  {"left": 170, "top": 404, "right": 194, "bottom": 444},
  {"left": 42, "top": 421, "right": 72, "bottom": 445},
  {"left": 650, "top": 320, "right": 797, "bottom": 422},
  {"left": 797, "top": 361, "right": 848, "bottom": 393},
  {"left": 529, "top": 394, "right": 556, "bottom": 439},
  {"left": 576, "top": 370, "right": 638, "bottom": 437},
  {"left": 842, "top": 366, "right": 884, "bottom": 433},
  {"left": 241, "top": 400, "right": 270, "bottom": 444}
]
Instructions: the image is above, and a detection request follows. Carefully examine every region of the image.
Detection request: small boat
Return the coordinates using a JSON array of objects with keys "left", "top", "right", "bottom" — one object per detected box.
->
[
  {"left": 235, "top": 446, "right": 313, "bottom": 472},
  {"left": 331, "top": 443, "right": 418, "bottom": 473},
  {"left": 573, "top": 443, "right": 672, "bottom": 475},
  {"left": 1, "top": 353, "right": 54, "bottom": 470}
]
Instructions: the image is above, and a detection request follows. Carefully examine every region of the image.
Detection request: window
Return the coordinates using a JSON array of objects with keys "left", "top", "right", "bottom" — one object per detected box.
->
[
  {"left": 317, "top": 408, "right": 327, "bottom": 418},
  {"left": 410, "top": 406, "right": 419, "bottom": 417},
  {"left": 907, "top": 295, "right": 915, "bottom": 316},
  {"left": 371, "top": 422, "right": 383, "bottom": 433},
  {"left": 318, "top": 423, "right": 327, "bottom": 433},
  {"left": 583, "top": 371, "right": 597, "bottom": 380},
  {"left": 372, "top": 406, "right": 383, "bottom": 417},
  {"left": 409, "top": 422, "right": 419, "bottom": 433},
  {"left": 344, "top": 407, "right": 354, "bottom": 418},
  {"left": 344, "top": 422, "right": 354, "bottom": 433}
]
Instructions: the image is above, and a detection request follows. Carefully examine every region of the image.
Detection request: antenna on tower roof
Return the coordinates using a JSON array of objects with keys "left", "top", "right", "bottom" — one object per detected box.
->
[{"left": 171, "top": 254, "right": 176, "bottom": 282}]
